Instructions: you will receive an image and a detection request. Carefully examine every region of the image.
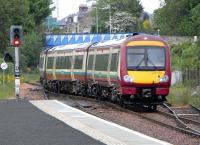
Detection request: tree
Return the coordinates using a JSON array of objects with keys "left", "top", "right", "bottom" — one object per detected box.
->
[
  {"left": 28, "top": 0, "right": 53, "bottom": 25},
  {"left": 93, "top": 0, "right": 143, "bottom": 33},
  {"left": 21, "top": 31, "right": 43, "bottom": 69},
  {"left": 154, "top": 0, "right": 200, "bottom": 36},
  {"left": 107, "top": 12, "right": 136, "bottom": 33},
  {"left": 0, "top": 0, "right": 31, "bottom": 53},
  {"left": 142, "top": 20, "right": 152, "bottom": 32},
  {"left": 0, "top": 0, "right": 53, "bottom": 70}
]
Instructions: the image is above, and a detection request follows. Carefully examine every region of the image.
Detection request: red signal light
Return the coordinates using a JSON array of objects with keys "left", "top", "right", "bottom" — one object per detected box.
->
[{"left": 14, "top": 39, "right": 20, "bottom": 47}]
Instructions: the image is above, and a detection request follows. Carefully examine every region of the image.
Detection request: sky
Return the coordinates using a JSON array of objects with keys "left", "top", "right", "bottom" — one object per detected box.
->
[{"left": 52, "top": 0, "right": 161, "bottom": 20}]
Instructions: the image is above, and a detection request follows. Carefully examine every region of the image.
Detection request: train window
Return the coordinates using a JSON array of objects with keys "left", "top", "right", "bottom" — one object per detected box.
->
[
  {"left": 95, "top": 54, "right": 109, "bottom": 71},
  {"left": 147, "top": 48, "right": 165, "bottom": 67},
  {"left": 127, "top": 48, "right": 145, "bottom": 68},
  {"left": 56, "top": 57, "right": 61, "bottom": 69},
  {"left": 65, "top": 56, "right": 72, "bottom": 69},
  {"left": 74, "top": 55, "right": 83, "bottom": 69},
  {"left": 88, "top": 55, "right": 94, "bottom": 70},
  {"left": 61, "top": 57, "right": 65, "bottom": 68},
  {"left": 127, "top": 46, "right": 165, "bottom": 70},
  {"left": 47, "top": 57, "right": 54, "bottom": 69},
  {"left": 110, "top": 53, "right": 118, "bottom": 72}
]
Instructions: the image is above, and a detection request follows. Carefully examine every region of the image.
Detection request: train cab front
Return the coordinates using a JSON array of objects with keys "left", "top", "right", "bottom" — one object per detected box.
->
[{"left": 120, "top": 35, "right": 171, "bottom": 106}]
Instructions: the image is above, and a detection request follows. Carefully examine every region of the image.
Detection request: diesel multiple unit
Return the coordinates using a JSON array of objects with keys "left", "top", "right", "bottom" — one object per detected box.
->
[{"left": 39, "top": 34, "right": 171, "bottom": 110}]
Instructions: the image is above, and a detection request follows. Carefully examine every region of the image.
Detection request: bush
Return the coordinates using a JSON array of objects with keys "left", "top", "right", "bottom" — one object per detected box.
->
[{"left": 168, "top": 83, "right": 200, "bottom": 107}]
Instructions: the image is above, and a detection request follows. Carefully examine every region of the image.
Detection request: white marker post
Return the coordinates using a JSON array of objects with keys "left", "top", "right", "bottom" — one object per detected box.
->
[
  {"left": 14, "top": 46, "right": 20, "bottom": 100},
  {"left": 1, "top": 62, "right": 8, "bottom": 87}
]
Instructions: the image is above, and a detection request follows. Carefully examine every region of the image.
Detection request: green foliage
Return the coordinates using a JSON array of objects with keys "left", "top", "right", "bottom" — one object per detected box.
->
[
  {"left": 168, "top": 83, "right": 200, "bottom": 107},
  {"left": 0, "top": 58, "right": 14, "bottom": 74},
  {"left": 94, "top": 0, "right": 143, "bottom": 33},
  {"left": 0, "top": 0, "right": 30, "bottom": 53},
  {"left": 142, "top": 19, "right": 153, "bottom": 33},
  {"left": 51, "top": 28, "right": 66, "bottom": 34},
  {"left": 154, "top": 0, "right": 200, "bottom": 36},
  {"left": 0, "top": 83, "right": 14, "bottom": 99},
  {"left": 22, "top": 73, "right": 40, "bottom": 84},
  {"left": 171, "top": 43, "right": 200, "bottom": 70},
  {"left": 21, "top": 31, "right": 43, "bottom": 69},
  {"left": 0, "top": 0, "right": 52, "bottom": 70},
  {"left": 29, "top": 0, "right": 54, "bottom": 25}
]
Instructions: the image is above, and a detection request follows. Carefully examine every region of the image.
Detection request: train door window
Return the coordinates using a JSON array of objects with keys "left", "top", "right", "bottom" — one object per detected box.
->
[
  {"left": 88, "top": 55, "right": 94, "bottom": 70},
  {"left": 65, "top": 56, "right": 72, "bottom": 69},
  {"left": 74, "top": 55, "right": 83, "bottom": 69},
  {"left": 95, "top": 54, "right": 109, "bottom": 71},
  {"left": 110, "top": 53, "right": 119, "bottom": 72},
  {"left": 39, "top": 57, "right": 44, "bottom": 68},
  {"left": 47, "top": 57, "right": 54, "bottom": 69}
]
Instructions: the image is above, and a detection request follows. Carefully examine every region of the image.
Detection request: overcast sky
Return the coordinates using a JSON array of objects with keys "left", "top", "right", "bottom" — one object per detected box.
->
[{"left": 52, "top": 0, "right": 161, "bottom": 20}]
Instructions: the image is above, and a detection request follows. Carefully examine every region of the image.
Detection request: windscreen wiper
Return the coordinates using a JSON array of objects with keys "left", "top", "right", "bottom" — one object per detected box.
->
[
  {"left": 135, "top": 57, "right": 145, "bottom": 70},
  {"left": 147, "top": 57, "right": 158, "bottom": 70}
]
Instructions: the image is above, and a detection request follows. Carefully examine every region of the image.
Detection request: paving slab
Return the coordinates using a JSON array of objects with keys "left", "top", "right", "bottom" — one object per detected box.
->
[
  {"left": 31, "top": 100, "right": 172, "bottom": 145},
  {"left": 0, "top": 100, "right": 105, "bottom": 145}
]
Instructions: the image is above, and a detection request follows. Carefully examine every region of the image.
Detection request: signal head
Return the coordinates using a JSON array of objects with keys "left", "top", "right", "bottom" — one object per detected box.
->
[{"left": 10, "top": 25, "right": 22, "bottom": 47}]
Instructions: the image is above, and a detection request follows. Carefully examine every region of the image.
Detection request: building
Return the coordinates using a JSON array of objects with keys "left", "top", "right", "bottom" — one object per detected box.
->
[
  {"left": 58, "top": 2, "right": 96, "bottom": 34},
  {"left": 46, "top": 16, "right": 59, "bottom": 31}
]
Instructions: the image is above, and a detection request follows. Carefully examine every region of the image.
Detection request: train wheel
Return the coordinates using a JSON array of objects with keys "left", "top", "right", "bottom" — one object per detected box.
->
[
  {"left": 110, "top": 89, "right": 117, "bottom": 103},
  {"left": 119, "top": 96, "right": 127, "bottom": 108},
  {"left": 147, "top": 104, "right": 157, "bottom": 111}
]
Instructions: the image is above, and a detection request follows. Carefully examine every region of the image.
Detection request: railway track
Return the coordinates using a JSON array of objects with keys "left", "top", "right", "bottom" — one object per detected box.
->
[
  {"left": 162, "top": 103, "right": 200, "bottom": 136},
  {"left": 26, "top": 82, "right": 200, "bottom": 137}
]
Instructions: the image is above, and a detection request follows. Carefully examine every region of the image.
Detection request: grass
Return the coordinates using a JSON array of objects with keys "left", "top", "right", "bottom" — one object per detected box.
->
[
  {"left": 0, "top": 73, "right": 15, "bottom": 99},
  {"left": 0, "top": 83, "right": 14, "bottom": 99},
  {"left": 0, "top": 72, "right": 40, "bottom": 99},
  {"left": 167, "top": 83, "right": 200, "bottom": 108},
  {"left": 22, "top": 73, "right": 40, "bottom": 84}
]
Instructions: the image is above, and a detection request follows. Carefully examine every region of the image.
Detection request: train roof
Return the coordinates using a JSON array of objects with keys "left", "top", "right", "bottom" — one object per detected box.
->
[
  {"left": 47, "top": 37, "right": 127, "bottom": 52},
  {"left": 91, "top": 37, "right": 127, "bottom": 48},
  {"left": 48, "top": 42, "right": 93, "bottom": 52},
  {"left": 43, "top": 34, "right": 168, "bottom": 53}
]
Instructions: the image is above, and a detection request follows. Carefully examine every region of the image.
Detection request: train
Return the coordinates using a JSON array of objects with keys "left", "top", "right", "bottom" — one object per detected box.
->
[{"left": 39, "top": 33, "right": 171, "bottom": 111}]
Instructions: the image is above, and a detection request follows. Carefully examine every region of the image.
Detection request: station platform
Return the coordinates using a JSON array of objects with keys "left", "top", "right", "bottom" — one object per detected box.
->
[
  {"left": 31, "top": 100, "right": 171, "bottom": 145},
  {"left": 0, "top": 100, "right": 105, "bottom": 145}
]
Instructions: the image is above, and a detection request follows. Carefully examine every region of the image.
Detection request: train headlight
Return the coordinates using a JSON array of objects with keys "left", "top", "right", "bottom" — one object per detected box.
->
[
  {"left": 160, "top": 75, "right": 169, "bottom": 83},
  {"left": 123, "top": 75, "right": 133, "bottom": 83}
]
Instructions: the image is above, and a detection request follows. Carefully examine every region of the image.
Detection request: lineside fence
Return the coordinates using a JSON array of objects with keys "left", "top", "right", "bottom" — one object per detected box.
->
[{"left": 182, "top": 69, "right": 200, "bottom": 86}]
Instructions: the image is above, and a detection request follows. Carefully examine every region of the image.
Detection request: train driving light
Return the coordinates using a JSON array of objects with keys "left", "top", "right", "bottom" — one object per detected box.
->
[
  {"left": 123, "top": 75, "right": 134, "bottom": 83},
  {"left": 159, "top": 75, "right": 169, "bottom": 83}
]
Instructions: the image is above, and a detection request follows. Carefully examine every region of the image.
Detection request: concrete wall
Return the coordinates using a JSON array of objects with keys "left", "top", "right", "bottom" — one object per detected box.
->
[{"left": 161, "top": 36, "right": 194, "bottom": 45}]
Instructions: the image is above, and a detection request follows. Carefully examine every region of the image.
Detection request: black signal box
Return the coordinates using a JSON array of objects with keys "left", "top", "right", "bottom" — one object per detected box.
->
[{"left": 10, "top": 25, "right": 23, "bottom": 47}]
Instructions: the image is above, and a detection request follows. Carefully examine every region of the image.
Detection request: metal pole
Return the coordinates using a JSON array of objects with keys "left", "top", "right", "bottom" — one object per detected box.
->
[
  {"left": 14, "top": 47, "right": 20, "bottom": 100},
  {"left": 3, "top": 70, "right": 4, "bottom": 86},
  {"left": 96, "top": 6, "right": 98, "bottom": 34},
  {"left": 109, "top": 4, "right": 112, "bottom": 34}
]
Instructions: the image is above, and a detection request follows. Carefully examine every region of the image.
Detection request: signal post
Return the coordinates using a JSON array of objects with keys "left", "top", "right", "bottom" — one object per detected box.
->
[{"left": 10, "top": 25, "right": 22, "bottom": 100}]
